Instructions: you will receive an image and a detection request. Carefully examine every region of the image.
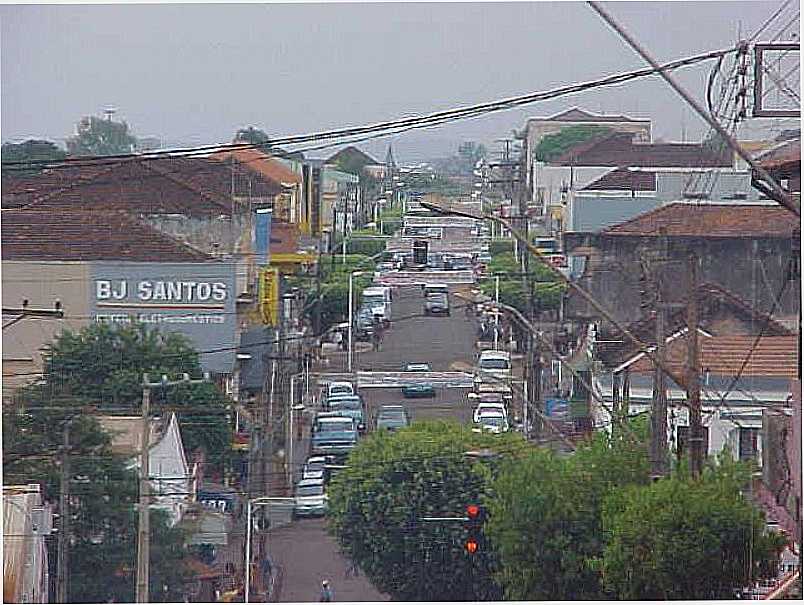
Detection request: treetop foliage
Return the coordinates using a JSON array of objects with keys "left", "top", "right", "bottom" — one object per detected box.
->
[
  {"left": 534, "top": 125, "right": 614, "bottom": 162},
  {"left": 66, "top": 115, "right": 138, "bottom": 157}
]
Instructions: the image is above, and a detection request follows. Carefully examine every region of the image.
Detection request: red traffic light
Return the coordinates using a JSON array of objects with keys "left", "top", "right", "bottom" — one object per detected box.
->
[
  {"left": 465, "top": 538, "right": 479, "bottom": 554},
  {"left": 466, "top": 504, "right": 480, "bottom": 519}
]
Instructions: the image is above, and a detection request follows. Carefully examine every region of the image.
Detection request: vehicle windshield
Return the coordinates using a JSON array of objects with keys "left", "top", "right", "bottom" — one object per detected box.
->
[
  {"left": 480, "top": 358, "right": 509, "bottom": 370},
  {"left": 296, "top": 484, "right": 324, "bottom": 497},
  {"left": 378, "top": 415, "right": 407, "bottom": 427},
  {"left": 427, "top": 293, "right": 448, "bottom": 303},
  {"left": 363, "top": 295, "right": 385, "bottom": 306},
  {"left": 316, "top": 420, "right": 354, "bottom": 433},
  {"left": 305, "top": 461, "right": 325, "bottom": 472},
  {"left": 478, "top": 406, "right": 502, "bottom": 415},
  {"left": 480, "top": 415, "right": 505, "bottom": 427},
  {"left": 329, "top": 398, "right": 362, "bottom": 410},
  {"left": 329, "top": 385, "right": 352, "bottom": 396}
]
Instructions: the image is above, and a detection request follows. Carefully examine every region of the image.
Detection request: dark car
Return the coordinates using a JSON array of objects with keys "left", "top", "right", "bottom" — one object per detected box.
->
[
  {"left": 402, "top": 382, "right": 436, "bottom": 398},
  {"left": 424, "top": 292, "right": 450, "bottom": 316}
]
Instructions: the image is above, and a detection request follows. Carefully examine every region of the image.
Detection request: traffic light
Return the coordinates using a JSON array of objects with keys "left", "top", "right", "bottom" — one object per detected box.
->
[{"left": 464, "top": 503, "right": 486, "bottom": 555}]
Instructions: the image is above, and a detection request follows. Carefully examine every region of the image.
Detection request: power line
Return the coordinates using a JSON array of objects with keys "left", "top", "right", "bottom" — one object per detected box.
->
[
  {"left": 749, "top": 0, "right": 794, "bottom": 42},
  {"left": 1, "top": 47, "right": 736, "bottom": 173}
]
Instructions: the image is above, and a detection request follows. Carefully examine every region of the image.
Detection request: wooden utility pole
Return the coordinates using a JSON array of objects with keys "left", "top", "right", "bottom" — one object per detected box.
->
[
  {"left": 136, "top": 384, "right": 151, "bottom": 604},
  {"left": 650, "top": 260, "right": 669, "bottom": 480},
  {"left": 57, "top": 420, "right": 71, "bottom": 603},
  {"left": 686, "top": 255, "right": 703, "bottom": 477}
]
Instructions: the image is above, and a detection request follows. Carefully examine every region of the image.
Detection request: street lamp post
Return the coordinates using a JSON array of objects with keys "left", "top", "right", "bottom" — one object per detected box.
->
[
  {"left": 244, "top": 497, "right": 295, "bottom": 603},
  {"left": 494, "top": 275, "right": 500, "bottom": 350},
  {"left": 348, "top": 271, "right": 364, "bottom": 373},
  {"left": 287, "top": 374, "right": 307, "bottom": 488}
]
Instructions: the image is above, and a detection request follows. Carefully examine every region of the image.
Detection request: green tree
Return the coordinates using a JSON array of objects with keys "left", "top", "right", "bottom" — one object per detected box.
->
[
  {"left": 485, "top": 417, "right": 651, "bottom": 600},
  {"left": 66, "top": 115, "right": 138, "bottom": 157},
  {"left": 599, "top": 461, "right": 787, "bottom": 600},
  {"left": 27, "top": 323, "right": 232, "bottom": 468},
  {"left": 1, "top": 139, "right": 67, "bottom": 175},
  {"left": 3, "top": 408, "right": 191, "bottom": 603},
  {"left": 327, "top": 421, "right": 523, "bottom": 601},
  {"left": 534, "top": 125, "right": 613, "bottom": 162}
]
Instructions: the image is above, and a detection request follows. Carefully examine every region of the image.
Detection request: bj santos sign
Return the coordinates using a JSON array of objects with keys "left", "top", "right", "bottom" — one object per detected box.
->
[{"left": 90, "top": 262, "right": 237, "bottom": 373}]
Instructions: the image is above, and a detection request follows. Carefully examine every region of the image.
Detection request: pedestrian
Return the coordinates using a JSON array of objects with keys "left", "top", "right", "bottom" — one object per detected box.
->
[{"left": 320, "top": 580, "right": 333, "bottom": 602}]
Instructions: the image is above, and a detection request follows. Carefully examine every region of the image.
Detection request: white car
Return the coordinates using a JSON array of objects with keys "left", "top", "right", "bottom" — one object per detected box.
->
[
  {"left": 472, "top": 402, "right": 507, "bottom": 424},
  {"left": 294, "top": 478, "right": 329, "bottom": 517},
  {"left": 327, "top": 381, "right": 354, "bottom": 400},
  {"left": 475, "top": 411, "right": 509, "bottom": 434},
  {"left": 302, "top": 456, "right": 328, "bottom": 482}
]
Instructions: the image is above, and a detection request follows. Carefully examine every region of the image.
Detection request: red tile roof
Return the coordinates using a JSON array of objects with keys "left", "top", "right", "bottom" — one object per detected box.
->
[
  {"left": 210, "top": 148, "right": 302, "bottom": 185},
  {"left": 326, "top": 146, "right": 381, "bottom": 167},
  {"left": 626, "top": 334, "right": 798, "bottom": 378},
  {"left": 602, "top": 203, "right": 799, "bottom": 238},
  {"left": 554, "top": 131, "right": 732, "bottom": 168},
  {"left": 582, "top": 168, "right": 657, "bottom": 191},
  {"left": 2, "top": 210, "right": 212, "bottom": 262}
]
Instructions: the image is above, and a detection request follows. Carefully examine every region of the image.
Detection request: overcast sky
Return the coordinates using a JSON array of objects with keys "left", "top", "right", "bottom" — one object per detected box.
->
[{"left": 1, "top": 1, "right": 798, "bottom": 161}]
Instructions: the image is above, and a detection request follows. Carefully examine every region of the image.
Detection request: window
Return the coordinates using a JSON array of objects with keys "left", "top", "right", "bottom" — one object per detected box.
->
[{"left": 739, "top": 428, "right": 759, "bottom": 462}]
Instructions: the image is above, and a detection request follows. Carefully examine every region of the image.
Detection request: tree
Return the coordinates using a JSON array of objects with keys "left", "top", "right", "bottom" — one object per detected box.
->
[
  {"left": 1, "top": 139, "right": 66, "bottom": 175},
  {"left": 235, "top": 126, "right": 305, "bottom": 160},
  {"left": 327, "top": 421, "right": 522, "bottom": 601},
  {"left": 484, "top": 417, "right": 651, "bottom": 600},
  {"left": 28, "top": 323, "right": 232, "bottom": 469},
  {"left": 599, "top": 460, "right": 787, "bottom": 600},
  {"left": 534, "top": 125, "right": 613, "bottom": 162},
  {"left": 66, "top": 115, "right": 138, "bottom": 157},
  {"left": 3, "top": 408, "right": 191, "bottom": 603}
]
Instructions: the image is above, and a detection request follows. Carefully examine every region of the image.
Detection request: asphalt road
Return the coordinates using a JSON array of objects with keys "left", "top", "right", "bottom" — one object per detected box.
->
[
  {"left": 268, "top": 250, "right": 481, "bottom": 603},
  {"left": 269, "top": 518, "right": 390, "bottom": 602}
]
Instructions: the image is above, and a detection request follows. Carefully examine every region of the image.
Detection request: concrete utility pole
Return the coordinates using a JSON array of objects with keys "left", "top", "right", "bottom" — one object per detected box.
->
[
  {"left": 650, "top": 299, "right": 669, "bottom": 480},
  {"left": 137, "top": 373, "right": 209, "bottom": 603},
  {"left": 686, "top": 255, "right": 703, "bottom": 477},
  {"left": 57, "top": 419, "right": 72, "bottom": 603}
]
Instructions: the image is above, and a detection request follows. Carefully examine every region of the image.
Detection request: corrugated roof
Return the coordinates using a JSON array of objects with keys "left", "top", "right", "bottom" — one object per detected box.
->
[
  {"left": 582, "top": 168, "right": 656, "bottom": 191},
  {"left": 626, "top": 334, "right": 798, "bottom": 378},
  {"left": 325, "top": 146, "right": 381, "bottom": 166},
  {"left": 756, "top": 138, "right": 800, "bottom": 170},
  {"left": 2, "top": 209, "right": 212, "bottom": 262},
  {"left": 210, "top": 148, "right": 302, "bottom": 185},
  {"left": 602, "top": 202, "right": 799, "bottom": 238}
]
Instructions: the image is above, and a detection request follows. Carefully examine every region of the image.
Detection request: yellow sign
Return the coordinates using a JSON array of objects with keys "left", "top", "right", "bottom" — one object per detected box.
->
[{"left": 260, "top": 268, "right": 280, "bottom": 325}]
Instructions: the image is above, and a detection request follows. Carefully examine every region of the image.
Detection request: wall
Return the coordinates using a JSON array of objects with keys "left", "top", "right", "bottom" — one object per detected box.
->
[
  {"left": 2, "top": 261, "right": 92, "bottom": 396},
  {"left": 564, "top": 234, "right": 800, "bottom": 331}
]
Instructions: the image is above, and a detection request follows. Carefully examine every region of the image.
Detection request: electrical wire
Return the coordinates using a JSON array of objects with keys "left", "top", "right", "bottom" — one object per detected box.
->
[
  {"left": 749, "top": 0, "right": 794, "bottom": 43},
  {"left": 1, "top": 46, "right": 737, "bottom": 173}
]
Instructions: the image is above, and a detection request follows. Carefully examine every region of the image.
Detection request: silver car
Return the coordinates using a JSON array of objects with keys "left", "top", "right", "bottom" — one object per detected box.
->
[{"left": 294, "top": 478, "right": 328, "bottom": 517}]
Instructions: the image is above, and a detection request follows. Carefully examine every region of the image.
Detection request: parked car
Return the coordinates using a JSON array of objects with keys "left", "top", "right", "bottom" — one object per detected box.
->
[
  {"left": 375, "top": 405, "right": 411, "bottom": 432},
  {"left": 327, "top": 381, "right": 354, "bottom": 400},
  {"left": 325, "top": 396, "right": 367, "bottom": 432},
  {"left": 311, "top": 415, "right": 359, "bottom": 457},
  {"left": 293, "top": 478, "right": 328, "bottom": 518},
  {"left": 472, "top": 402, "right": 508, "bottom": 424},
  {"left": 474, "top": 411, "right": 509, "bottom": 434},
  {"left": 362, "top": 286, "right": 392, "bottom": 325},
  {"left": 475, "top": 350, "right": 511, "bottom": 381},
  {"left": 301, "top": 456, "right": 329, "bottom": 482},
  {"left": 422, "top": 283, "right": 449, "bottom": 298},
  {"left": 424, "top": 292, "right": 450, "bottom": 316},
  {"left": 405, "top": 362, "right": 431, "bottom": 372},
  {"left": 402, "top": 382, "right": 436, "bottom": 398}
]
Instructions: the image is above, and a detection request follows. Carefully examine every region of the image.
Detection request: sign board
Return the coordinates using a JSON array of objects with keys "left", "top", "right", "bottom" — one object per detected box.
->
[
  {"left": 90, "top": 262, "right": 237, "bottom": 373},
  {"left": 260, "top": 267, "right": 280, "bottom": 326},
  {"left": 254, "top": 208, "right": 272, "bottom": 266}
]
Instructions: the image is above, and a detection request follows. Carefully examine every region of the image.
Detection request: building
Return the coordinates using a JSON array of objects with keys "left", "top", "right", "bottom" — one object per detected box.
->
[
  {"left": 521, "top": 108, "right": 652, "bottom": 203},
  {"left": 97, "top": 413, "right": 193, "bottom": 526},
  {"left": 563, "top": 203, "right": 800, "bottom": 330},
  {"left": 3, "top": 484, "right": 51, "bottom": 604},
  {"left": 2, "top": 210, "right": 239, "bottom": 391}
]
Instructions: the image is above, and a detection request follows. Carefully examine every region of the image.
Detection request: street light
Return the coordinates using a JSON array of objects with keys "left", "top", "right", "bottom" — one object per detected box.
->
[
  {"left": 287, "top": 373, "right": 307, "bottom": 489},
  {"left": 494, "top": 275, "right": 500, "bottom": 350},
  {"left": 348, "top": 271, "right": 365, "bottom": 373}
]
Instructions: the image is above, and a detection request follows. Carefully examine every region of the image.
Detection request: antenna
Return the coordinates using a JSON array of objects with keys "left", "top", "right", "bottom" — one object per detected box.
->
[{"left": 102, "top": 106, "right": 117, "bottom": 121}]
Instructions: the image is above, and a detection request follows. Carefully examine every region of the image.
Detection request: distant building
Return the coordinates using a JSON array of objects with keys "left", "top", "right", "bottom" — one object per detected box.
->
[{"left": 135, "top": 136, "right": 162, "bottom": 152}]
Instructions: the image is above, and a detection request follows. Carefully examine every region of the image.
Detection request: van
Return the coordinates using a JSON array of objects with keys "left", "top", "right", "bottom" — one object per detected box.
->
[
  {"left": 361, "top": 286, "right": 392, "bottom": 324},
  {"left": 476, "top": 350, "right": 512, "bottom": 382},
  {"left": 422, "top": 283, "right": 449, "bottom": 298}
]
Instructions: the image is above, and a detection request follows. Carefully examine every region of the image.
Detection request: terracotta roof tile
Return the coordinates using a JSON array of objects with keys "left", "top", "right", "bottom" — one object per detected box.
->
[
  {"left": 582, "top": 168, "right": 656, "bottom": 191},
  {"left": 757, "top": 139, "right": 800, "bottom": 171},
  {"left": 627, "top": 334, "right": 797, "bottom": 378},
  {"left": 210, "top": 148, "right": 301, "bottom": 185},
  {"left": 2, "top": 209, "right": 212, "bottom": 262},
  {"left": 554, "top": 131, "right": 731, "bottom": 168},
  {"left": 602, "top": 203, "right": 799, "bottom": 238}
]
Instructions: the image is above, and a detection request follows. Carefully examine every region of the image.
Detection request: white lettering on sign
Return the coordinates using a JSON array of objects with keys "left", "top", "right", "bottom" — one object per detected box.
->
[{"left": 96, "top": 280, "right": 229, "bottom": 303}]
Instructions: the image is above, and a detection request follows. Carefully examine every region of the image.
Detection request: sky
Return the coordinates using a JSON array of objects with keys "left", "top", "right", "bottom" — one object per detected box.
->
[{"left": 1, "top": 1, "right": 799, "bottom": 162}]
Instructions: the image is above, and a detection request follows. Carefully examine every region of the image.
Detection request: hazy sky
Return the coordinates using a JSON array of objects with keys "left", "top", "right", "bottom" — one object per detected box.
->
[{"left": 1, "top": 1, "right": 798, "bottom": 161}]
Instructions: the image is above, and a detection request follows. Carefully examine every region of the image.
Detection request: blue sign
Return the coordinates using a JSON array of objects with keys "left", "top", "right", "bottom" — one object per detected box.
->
[{"left": 255, "top": 209, "right": 272, "bottom": 266}]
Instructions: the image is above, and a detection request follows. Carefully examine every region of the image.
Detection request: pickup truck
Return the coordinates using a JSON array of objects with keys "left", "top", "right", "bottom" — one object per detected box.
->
[{"left": 311, "top": 415, "right": 359, "bottom": 458}]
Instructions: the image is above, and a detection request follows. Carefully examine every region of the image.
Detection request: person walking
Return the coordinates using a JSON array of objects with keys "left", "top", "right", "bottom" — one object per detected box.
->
[{"left": 320, "top": 580, "right": 333, "bottom": 602}]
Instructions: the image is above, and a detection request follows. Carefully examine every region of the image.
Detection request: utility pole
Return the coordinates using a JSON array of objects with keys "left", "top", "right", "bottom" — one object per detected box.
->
[
  {"left": 136, "top": 383, "right": 151, "bottom": 604},
  {"left": 686, "top": 254, "right": 703, "bottom": 477},
  {"left": 137, "top": 373, "right": 209, "bottom": 603},
  {"left": 57, "top": 419, "right": 71, "bottom": 604},
  {"left": 650, "top": 298, "right": 669, "bottom": 480}
]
